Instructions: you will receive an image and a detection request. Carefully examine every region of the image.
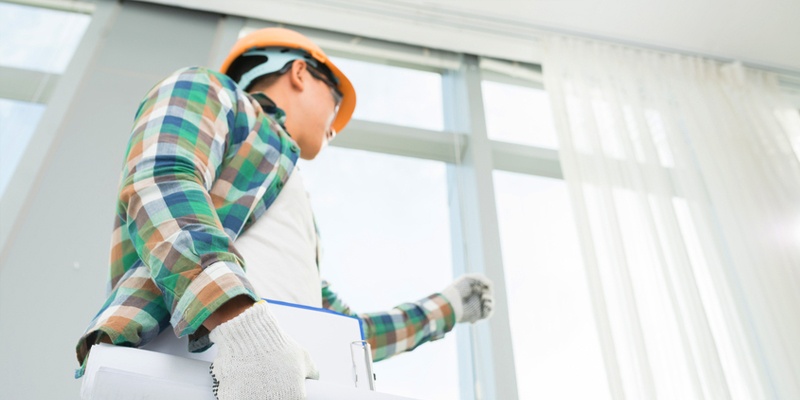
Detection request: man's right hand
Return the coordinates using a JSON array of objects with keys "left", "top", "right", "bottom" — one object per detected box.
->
[{"left": 208, "top": 300, "right": 319, "bottom": 400}]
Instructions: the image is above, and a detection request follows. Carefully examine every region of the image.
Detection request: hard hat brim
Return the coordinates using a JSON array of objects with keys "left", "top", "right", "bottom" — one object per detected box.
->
[{"left": 325, "top": 61, "right": 355, "bottom": 134}]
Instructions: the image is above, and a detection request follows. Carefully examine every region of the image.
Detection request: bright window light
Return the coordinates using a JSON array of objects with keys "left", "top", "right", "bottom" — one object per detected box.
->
[
  {"left": 330, "top": 57, "right": 445, "bottom": 131},
  {"left": 493, "top": 170, "right": 611, "bottom": 399},
  {"left": 299, "top": 147, "right": 459, "bottom": 400},
  {"left": 482, "top": 80, "right": 559, "bottom": 149},
  {"left": 0, "top": 98, "right": 46, "bottom": 198},
  {"left": 0, "top": 3, "right": 91, "bottom": 73}
]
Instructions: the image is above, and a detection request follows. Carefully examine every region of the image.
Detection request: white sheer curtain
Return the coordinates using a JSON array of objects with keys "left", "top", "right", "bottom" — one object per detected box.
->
[{"left": 542, "top": 35, "right": 800, "bottom": 400}]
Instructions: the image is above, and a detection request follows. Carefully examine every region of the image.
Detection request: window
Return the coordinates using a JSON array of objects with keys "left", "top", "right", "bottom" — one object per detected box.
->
[
  {"left": 299, "top": 147, "right": 459, "bottom": 400},
  {"left": 0, "top": 2, "right": 91, "bottom": 73},
  {"left": 330, "top": 56, "right": 445, "bottom": 131},
  {"left": 493, "top": 171, "right": 611, "bottom": 400},
  {"left": 482, "top": 79, "right": 558, "bottom": 149}
]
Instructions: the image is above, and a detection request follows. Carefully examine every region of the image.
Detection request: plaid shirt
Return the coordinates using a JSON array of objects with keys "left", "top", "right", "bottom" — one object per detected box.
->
[{"left": 75, "top": 67, "right": 455, "bottom": 377}]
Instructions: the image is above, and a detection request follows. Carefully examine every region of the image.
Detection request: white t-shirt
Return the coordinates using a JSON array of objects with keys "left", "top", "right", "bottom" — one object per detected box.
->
[{"left": 234, "top": 168, "right": 322, "bottom": 307}]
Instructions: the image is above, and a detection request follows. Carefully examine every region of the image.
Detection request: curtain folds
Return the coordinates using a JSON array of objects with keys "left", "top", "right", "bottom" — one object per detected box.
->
[{"left": 542, "top": 35, "right": 800, "bottom": 400}]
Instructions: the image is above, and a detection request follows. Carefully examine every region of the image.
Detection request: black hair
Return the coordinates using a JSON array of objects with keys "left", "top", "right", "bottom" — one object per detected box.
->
[
  {"left": 225, "top": 48, "right": 340, "bottom": 92},
  {"left": 225, "top": 53, "right": 284, "bottom": 92}
]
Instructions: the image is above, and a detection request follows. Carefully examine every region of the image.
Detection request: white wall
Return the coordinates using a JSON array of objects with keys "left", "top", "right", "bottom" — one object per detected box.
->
[{"left": 0, "top": 2, "right": 239, "bottom": 398}]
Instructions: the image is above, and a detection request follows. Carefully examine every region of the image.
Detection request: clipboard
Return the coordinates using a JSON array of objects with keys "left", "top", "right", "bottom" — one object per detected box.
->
[
  {"left": 81, "top": 299, "right": 413, "bottom": 399},
  {"left": 140, "top": 299, "right": 369, "bottom": 386}
]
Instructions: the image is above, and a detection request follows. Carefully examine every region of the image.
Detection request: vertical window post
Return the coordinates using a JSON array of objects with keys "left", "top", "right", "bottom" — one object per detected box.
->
[{"left": 443, "top": 54, "right": 519, "bottom": 400}]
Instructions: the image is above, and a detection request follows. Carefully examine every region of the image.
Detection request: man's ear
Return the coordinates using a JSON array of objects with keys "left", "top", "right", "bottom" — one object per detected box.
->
[{"left": 288, "top": 60, "right": 308, "bottom": 92}]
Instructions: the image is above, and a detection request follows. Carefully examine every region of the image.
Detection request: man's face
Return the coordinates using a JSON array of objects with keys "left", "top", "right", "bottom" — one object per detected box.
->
[{"left": 294, "top": 65, "right": 342, "bottom": 160}]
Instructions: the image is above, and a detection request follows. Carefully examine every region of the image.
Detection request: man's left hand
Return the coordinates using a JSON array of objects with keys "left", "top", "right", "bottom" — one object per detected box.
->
[{"left": 441, "top": 274, "right": 494, "bottom": 324}]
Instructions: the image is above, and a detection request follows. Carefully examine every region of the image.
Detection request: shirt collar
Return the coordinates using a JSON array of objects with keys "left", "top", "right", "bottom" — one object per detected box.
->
[{"left": 250, "top": 92, "right": 288, "bottom": 128}]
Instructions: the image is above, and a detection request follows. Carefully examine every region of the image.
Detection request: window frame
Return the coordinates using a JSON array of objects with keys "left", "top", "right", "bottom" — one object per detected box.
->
[{"left": 238, "top": 17, "right": 582, "bottom": 399}]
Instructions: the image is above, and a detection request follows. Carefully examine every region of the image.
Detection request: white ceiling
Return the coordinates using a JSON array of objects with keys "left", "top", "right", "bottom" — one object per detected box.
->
[{"left": 428, "top": 0, "right": 800, "bottom": 72}]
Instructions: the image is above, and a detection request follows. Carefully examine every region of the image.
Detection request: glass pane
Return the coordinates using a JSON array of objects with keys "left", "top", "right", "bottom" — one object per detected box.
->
[
  {"left": 482, "top": 80, "right": 559, "bottom": 148},
  {"left": 493, "top": 171, "right": 611, "bottom": 400},
  {"left": 299, "top": 147, "right": 458, "bottom": 399},
  {"left": 330, "top": 57, "right": 444, "bottom": 131},
  {"left": 0, "top": 98, "right": 46, "bottom": 198},
  {"left": 0, "top": 3, "right": 91, "bottom": 73}
]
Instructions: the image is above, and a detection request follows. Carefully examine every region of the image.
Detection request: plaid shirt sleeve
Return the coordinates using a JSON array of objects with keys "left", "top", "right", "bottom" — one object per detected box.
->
[
  {"left": 320, "top": 279, "right": 456, "bottom": 362},
  {"left": 116, "top": 67, "right": 259, "bottom": 336}
]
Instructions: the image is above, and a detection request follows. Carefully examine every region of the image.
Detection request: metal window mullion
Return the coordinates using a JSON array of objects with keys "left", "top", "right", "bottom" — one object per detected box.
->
[
  {"left": 331, "top": 119, "right": 463, "bottom": 163},
  {"left": 443, "top": 54, "right": 519, "bottom": 400},
  {"left": 491, "top": 141, "right": 563, "bottom": 179},
  {"left": 446, "top": 153, "right": 479, "bottom": 400},
  {"left": 0, "top": 66, "right": 59, "bottom": 104},
  {"left": 2, "top": 0, "right": 95, "bottom": 14}
]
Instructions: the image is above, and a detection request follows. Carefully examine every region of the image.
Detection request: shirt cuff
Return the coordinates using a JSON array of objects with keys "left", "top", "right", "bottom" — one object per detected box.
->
[
  {"left": 421, "top": 293, "right": 457, "bottom": 340},
  {"left": 171, "top": 260, "right": 259, "bottom": 337}
]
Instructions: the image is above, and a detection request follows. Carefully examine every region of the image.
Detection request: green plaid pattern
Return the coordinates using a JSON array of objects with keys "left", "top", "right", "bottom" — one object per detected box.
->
[
  {"left": 75, "top": 67, "right": 299, "bottom": 376},
  {"left": 321, "top": 280, "right": 456, "bottom": 362}
]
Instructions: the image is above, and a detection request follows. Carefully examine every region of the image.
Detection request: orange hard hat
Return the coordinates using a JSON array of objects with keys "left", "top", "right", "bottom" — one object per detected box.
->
[{"left": 220, "top": 27, "right": 356, "bottom": 134}]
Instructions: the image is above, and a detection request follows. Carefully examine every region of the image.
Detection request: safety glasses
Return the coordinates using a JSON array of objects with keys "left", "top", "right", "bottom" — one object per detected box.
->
[
  {"left": 306, "top": 66, "right": 341, "bottom": 143},
  {"left": 307, "top": 66, "right": 343, "bottom": 108},
  {"left": 273, "top": 60, "right": 343, "bottom": 108}
]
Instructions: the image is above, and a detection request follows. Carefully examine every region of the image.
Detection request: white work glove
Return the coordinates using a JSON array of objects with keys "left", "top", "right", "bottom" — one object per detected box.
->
[
  {"left": 208, "top": 301, "right": 319, "bottom": 400},
  {"left": 440, "top": 273, "right": 494, "bottom": 324}
]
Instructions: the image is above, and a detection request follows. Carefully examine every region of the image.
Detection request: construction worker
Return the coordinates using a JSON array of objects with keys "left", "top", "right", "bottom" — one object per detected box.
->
[{"left": 74, "top": 27, "right": 494, "bottom": 399}]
